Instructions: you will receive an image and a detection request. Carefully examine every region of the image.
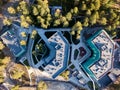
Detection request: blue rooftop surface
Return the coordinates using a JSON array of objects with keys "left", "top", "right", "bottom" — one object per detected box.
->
[
  {"left": 98, "top": 74, "right": 112, "bottom": 88},
  {"left": 52, "top": 32, "right": 70, "bottom": 78},
  {"left": 43, "top": 31, "right": 70, "bottom": 78},
  {"left": 81, "top": 30, "right": 114, "bottom": 80},
  {"left": 81, "top": 30, "right": 102, "bottom": 79},
  {"left": 1, "top": 31, "right": 25, "bottom": 57}
]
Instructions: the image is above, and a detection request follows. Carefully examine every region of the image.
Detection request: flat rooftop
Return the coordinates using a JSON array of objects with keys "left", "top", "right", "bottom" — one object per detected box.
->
[
  {"left": 44, "top": 32, "right": 70, "bottom": 78},
  {"left": 0, "top": 30, "right": 25, "bottom": 57},
  {"left": 81, "top": 30, "right": 115, "bottom": 80}
]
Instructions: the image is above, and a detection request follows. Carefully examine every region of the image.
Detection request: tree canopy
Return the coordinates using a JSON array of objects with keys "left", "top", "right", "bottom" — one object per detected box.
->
[
  {"left": 0, "top": 41, "right": 5, "bottom": 50},
  {"left": 37, "top": 81, "right": 48, "bottom": 90},
  {"left": 0, "top": 56, "right": 10, "bottom": 84},
  {"left": 60, "top": 70, "right": 70, "bottom": 80},
  {"left": 4, "top": 0, "right": 120, "bottom": 39},
  {"left": 11, "top": 85, "right": 19, "bottom": 90}
]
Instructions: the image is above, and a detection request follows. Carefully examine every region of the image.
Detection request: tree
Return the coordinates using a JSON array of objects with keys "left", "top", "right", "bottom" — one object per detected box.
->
[
  {"left": 20, "top": 40, "right": 26, "bottom": 46},
  {"left": 19, "top": 1, "right": 29, "bottom": 15},
  {"left": 31, "top": 30, "right": 37, "bottom": 39},
  {"left": 11, "top": 85, "right": 19, "bottom": 90},
  {"left": 73, "top": 7, "right": 79, "bottom": 15},
  {"left": 5, "top": 0, "right": 120, "bottom": 37},
  {"left": 87, "top": 81, "right": 99, "bottom": 90},
  {"left": 0, "top": 0, "right": 9, "bottom": 13},
  {"left": 83, "top": 17, "right": 89, "bottom": 27},
  {"left": 32, "top": 6, "right": 39, "bottom": 16},
  {"left": 0, "top": 41, "right": 5, "bottom": 50},
  {"left": 66, "top": 12, "right": 72, "bottom": 21},
  {"left": 60, "top": 70, "right": 70, "bottom": 80},
  {"left": 81, "top": 3, "right": 87, "bottom": 10},
  {"left": 86, "top": 9, "right": 91, "bottom": 16},
  {"left": 1, "top": 56, "right": 10, "bottom": 65},
  {"left": 0, "top": 56, "right": 10, "bottom": 84},
  {"left": 53, "top": 19, "right": 61, "bottom": 26},
  {"left": 36, "top": 43, "right": 44, "bottom": 54},
  {"left": 21, "top": 32, "right": 27, "bottom": 37},
  {"left": 0, "top": 72, "right": 4, "bottom": 83},
  {"left": 76, "top": 0, "right": 119, "bottom": 36},
  {"left": 94, "top": 0, "right": 100, "bottom": 10},
  {"left": 99, "top": 17, "right": 107, "bottom": 25},
  {"left": 70, "top": 31, "right": 75, "bottom": 35},
  {"left": 37, "top": 81, "right": 48, "bottom": 90},
  {"left": 54, "top": 9, "right": 61, "bottom": 18},
  {"left": 3, "top": 17, "right": 12, "bottom": 26},
  {"left": 26, "top": 16, "right": 32, "bottom": 24},
  {"left": 63, "top": 21, "right": 69, "bottom": 27},
  {"left": 11, "top": 68, "right": 24, "bottom": 80},
  {"left": 70, "top": 21, "right": 82, "bottom": 39},
  {"left": 0, "top": 50, "right": 5, "bottom": 59},
  {"left": 0, "top": 1, "right": 3, "bottom": 5},
  {"left": 7, "top": 6, "right": 16, "bottom": 14},
  {"left": 89, "top": 12, "right": 97, "bottom": 25},
  {"left": 76, "top": 34, "right": 80, "bottom": 40},
  {"left": 21, "top": 21, "right": 29, "bottom": 28}
]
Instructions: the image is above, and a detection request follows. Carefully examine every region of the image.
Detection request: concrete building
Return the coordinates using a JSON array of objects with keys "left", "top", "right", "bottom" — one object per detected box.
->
[
  {"left": 0, "top": 30, "right": 25, "bottom": 57},
  {"left": 42, "top": 32, "right": 70, "bottom": 78},
  {"left": 1, "top": 22, "right": 120, "bottom": 89},
  {"left": 34, "top": 31, "right": 70, "bottom": 78},
  {"left": 81, "top": 30, "right": 115, "bottom": 80}
]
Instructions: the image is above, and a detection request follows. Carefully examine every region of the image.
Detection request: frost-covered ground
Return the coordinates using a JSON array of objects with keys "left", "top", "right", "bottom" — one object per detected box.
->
[{"left": 46, "top": 81, "right": 79, "bottom": 90}]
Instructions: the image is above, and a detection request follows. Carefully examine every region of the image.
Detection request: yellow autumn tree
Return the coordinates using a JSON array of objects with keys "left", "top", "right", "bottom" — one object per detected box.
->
[
  {"left": 0, "top": 41, "right": 5, "bottom": 50},
  {"left": 20, "top": 40, "right": 26, "bottom": 46},
  {"left": 37, "top": 81, "right": 48, "bottom": 90},
  {"left": 7, "top": 6, "right": 16, "bottom": 14}
]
